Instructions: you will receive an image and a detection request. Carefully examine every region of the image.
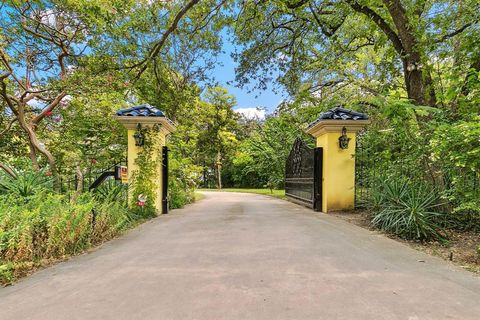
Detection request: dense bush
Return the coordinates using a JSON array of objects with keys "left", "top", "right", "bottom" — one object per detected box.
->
[
  {"left": 223, "top": 113, "right": 308, "bottom": 189},
  {"left": 356, "top": 101, "right": 480, "bottom": 239},
  {"left": 221, "top": 152, "right": 264, "bottom": 188},
  {"left": 169, "top": 182, "right": 190, "bottom": 209},
  {"left": 0, "top": 178, "right": 136, "bottom": 285},
  {"left": 168, "top": 158, "right": 201, "bottom": 209},
  {"left": 430, "top": 118, "right": 480, "bottom": 230}
]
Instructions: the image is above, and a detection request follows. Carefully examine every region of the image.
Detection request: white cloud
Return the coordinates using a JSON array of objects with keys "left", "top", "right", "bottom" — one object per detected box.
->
[{"left": 235, "top": 107, "right": 266, "bottom": 120}]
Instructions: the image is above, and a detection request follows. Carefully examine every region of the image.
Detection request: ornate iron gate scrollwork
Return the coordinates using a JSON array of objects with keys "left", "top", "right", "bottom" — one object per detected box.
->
[{"left": 285, "top": 138, "right": 323, "bottom": 211}]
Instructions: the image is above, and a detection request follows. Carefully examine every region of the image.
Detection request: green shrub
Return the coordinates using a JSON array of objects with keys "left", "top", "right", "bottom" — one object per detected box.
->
[
  {"left": 0, "top": 169, "right": 52, "bottom": 197},
  {"left": 168, "top": 157, "right": 200, "bottom": 209},
  {"left": 356, "top": 107, "right": 480, "bottom": 235},
  {"left": 94, "top": 179, "right": 128, "bottom": 204},
  {"left": 430, "top": 119, "right": 480, "bottom": 229},
  {"left": 0, "top": 192, "right": 92, "bottom": 261},
  {"left": 0, "top": 188, "right": 137, "bottom": 285},
  {"left": 0, "top": 263, "right": 14, "bottom": 284},
  {"left": 370, "top": 177, "right": 446, "bottom": 241},
  {"left": 90, "top": 199, "right": 132, "bottom": 244},
  {"left": 449, "top": 201, "right": 480, "bottom": 232},
  {"left": 169, "top": 174, "right": 196, "bottom": 209},
  {"left": 169, "top": 183, "right": 189, "bottom": 209}
]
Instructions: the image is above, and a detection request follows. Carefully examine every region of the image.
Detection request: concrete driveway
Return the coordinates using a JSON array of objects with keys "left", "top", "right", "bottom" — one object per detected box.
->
[{"left": 1, "top": 192, "right": 480, "bottom": 320}]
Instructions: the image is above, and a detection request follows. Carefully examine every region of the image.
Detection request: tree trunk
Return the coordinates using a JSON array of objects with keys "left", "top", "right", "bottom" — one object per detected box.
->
[
  {"left": 203, "top": 161, "right": 208, "bottom": 188},
  {"left": 424, "top": 69, "right": 437, "bottom": 107},
  {"left": 216, "top": 152, "right": 222, "bottom": 190},
  {"left": 72, "top": 163, "right": 84, "bottom": 201},
  {"left": 349, "top": 0, "right": 433, "bottom": 106},
  {"left": 0, "top": 162, "right": 16, "bottom": 178},
  {"left": 28, "top": 141, "right": 40, "bottom": 170},
  {"left": 402, "top": 58, "right": 426, "bottom": 105},
  {"left": 16, "top": 105, "right": 60, "bottom": 190},
  {"left": 383, "top": 0, "right": 430, "bottom": 106}
]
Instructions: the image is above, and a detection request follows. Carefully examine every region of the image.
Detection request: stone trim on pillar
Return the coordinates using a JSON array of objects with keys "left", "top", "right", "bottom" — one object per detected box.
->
[{"left": 306, "top": 107, "right": 370, "bottom": 213}]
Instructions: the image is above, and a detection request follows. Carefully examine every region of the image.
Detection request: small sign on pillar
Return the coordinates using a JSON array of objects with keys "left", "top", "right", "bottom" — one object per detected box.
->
[{"left": 120, "top": 166, "right": 128, "bottom": 184}]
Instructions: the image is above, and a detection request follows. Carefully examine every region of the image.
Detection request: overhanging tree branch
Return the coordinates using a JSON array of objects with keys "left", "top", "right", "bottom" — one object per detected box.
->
[
  {"left": 308, "top": 3, "right": 343, "bottom": 37},
  {"left": 0, "top": 49, "right": 26, "bottom": 90},
  {"left": 132, "top": 0, "right": 202, "bottom": 79},
  {"left": 435, "top": 21, "right": 478, "bottom": 43},
  {"left": 285, "top": 0, "right": 310, "bottom": 9},
  {"left": 346, "top": 0, "right": 405, "bottom": 56},
  {"left": 31, "top": 91, "right": 67, "bottom": 125}
]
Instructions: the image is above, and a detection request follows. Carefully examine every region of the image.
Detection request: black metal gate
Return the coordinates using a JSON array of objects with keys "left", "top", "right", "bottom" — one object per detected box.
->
[
  {"left": 162, "top": 146, "right": 169, "bottom": 214},
  {"left": 285, "top": 138, "right": 323, "bottom": 211}
]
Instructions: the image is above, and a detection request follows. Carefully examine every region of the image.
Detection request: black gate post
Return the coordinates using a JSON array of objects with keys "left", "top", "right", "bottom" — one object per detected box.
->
[
  {"left": 313, "top": 147, "right": 323, "bottom": 212},
  {"left": 162, "top": 146, "right": 169, "bottom": 214}
]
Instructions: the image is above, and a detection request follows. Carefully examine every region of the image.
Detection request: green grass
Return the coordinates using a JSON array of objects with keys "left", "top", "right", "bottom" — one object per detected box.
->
[
  {"left": 198, "top": 188, "right": 286, "bottom": 199},
  {"left": 194, "top": 192, "right": 206, "bottom": 202}
]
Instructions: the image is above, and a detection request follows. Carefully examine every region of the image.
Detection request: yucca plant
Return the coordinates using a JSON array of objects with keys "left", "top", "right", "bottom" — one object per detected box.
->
[
  {"left": 370, "top": 177, "right": 446, "bottom": 241},
  {"left": 0, "top": 169, "right": 52, "bottom": 198},
  {"left": 93, "top": 179, "right": 127, "bottom": 204}
]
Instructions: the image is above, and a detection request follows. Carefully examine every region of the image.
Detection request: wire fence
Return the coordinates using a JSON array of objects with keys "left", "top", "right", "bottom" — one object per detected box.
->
[{"left": 354, "top": 134, "right": 374, "bottom": 208}]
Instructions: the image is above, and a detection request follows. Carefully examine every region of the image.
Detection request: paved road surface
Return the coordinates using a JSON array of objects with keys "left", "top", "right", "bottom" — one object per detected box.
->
[{"left": 1, "top": 192, "right": 480, "bottom": 320}]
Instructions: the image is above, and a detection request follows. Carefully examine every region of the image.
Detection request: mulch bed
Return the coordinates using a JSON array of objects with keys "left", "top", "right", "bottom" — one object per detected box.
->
[{"left": 330, "top": 210, "right": 480, "bottom": 274}]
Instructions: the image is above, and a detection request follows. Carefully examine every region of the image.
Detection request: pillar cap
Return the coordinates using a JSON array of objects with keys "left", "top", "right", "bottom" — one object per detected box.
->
[
  {"left": 306, "top": 107, "right": 370, "bottom": 137},
  {"left": 115, "top": 104, "right": 176, "bottom": 133}
]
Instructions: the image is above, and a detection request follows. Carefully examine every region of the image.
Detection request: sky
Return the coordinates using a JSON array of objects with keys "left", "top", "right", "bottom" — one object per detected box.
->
[{"left": 209, "top": 35, "right": 287, "bottom": 118}]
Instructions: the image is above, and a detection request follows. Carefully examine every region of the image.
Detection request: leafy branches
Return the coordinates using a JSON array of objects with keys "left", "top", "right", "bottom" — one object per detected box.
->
[
  {"left": 0, "top": 1, "right": 92, "bottom": 187},
  {"left": 105, "top": 0, "right": 230, "bottom": 82},
  {"left": 129, "top": 0, "right": 202, "bottom": 79},
  {"left": 232, "top": 0, "right": 480, "bottom": 107}
]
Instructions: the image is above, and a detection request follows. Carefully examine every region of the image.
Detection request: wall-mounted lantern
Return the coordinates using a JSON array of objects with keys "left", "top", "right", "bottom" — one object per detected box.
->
[
  {"left": 338, "top": 126, "right": 350, "bottom": 149},
  {"left": 134, "top": 123, "right": 145, "bottom": 147}
]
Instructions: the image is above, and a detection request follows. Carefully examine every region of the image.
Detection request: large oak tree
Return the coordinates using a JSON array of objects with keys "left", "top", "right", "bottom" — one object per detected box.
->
[{"left": 233, "top": 0, "right": 479, "bottom": 107}]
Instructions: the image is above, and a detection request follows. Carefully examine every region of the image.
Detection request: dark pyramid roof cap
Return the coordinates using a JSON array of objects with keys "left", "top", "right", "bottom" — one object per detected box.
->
[
  {"left": 308, "top": 107, "right": 368, "bottom": 128},
  {"left": 116, "top": 104, "right": 165, "bottom": 117}
]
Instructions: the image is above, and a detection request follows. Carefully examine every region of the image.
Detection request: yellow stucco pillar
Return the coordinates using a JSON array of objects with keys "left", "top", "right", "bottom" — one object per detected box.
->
[
  {"left": 115, "top": 105, "right": 175, "bottom": 214},
  {"left": 306, "top": 110, "right": 370, "bottom": 213}
]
